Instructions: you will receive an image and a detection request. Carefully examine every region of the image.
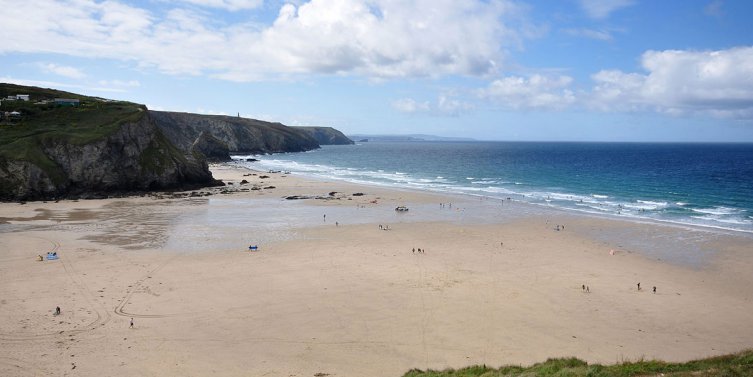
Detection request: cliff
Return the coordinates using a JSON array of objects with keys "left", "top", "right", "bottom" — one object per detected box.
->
[
  {"left": 0, "top": 84, "right": 218, "bottom": 201},
  {"left": 0, "top": 83, "right": 353, "bottom": 201},
  {"left": 150, "top": 111, "right": 321, "bottom": 157},
  {"left": 294, "top": 127, "right": 354, "bottom": 145}
]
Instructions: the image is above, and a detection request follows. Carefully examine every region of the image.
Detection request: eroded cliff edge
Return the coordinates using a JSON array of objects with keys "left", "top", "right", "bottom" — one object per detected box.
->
[
  {"left": 0, "top": 83, "right": 353, "bottom": 201},
  {"left": 150, "top": 111, "right": 321, "bottom": 157},
  {"left": 0, "top": 108, "right": 218, "bottom": 201}
]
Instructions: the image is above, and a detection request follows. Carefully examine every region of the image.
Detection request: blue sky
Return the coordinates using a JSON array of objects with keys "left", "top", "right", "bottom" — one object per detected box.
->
[{"left": 2, "top": 0, "right": 753, "bottom": 141}]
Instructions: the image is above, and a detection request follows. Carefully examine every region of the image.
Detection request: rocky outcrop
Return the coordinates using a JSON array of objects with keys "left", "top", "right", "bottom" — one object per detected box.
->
[
  {"left": 150, "top": 111, "right": 321, "bottom": 155},
  {"left": 0, "top": 83, "right": 354, "bottom": 202},
  {"left": 0, "top": 112, "right": 219, "bottom": 201},
  {"left": 191, "top": 131, "right": 231, "bottom": 162},
  {"left": 294, "top": 127, "right": 354, "bottom": 145}
]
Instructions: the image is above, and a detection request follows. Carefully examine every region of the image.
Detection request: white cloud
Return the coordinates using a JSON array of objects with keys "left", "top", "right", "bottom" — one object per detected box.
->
[
  {"left": 0, "top": 76, "right": 130, "bottom": 93},
  {"left": 579, "top": 0, "right": 634, "bottom": 19},
  {"left": 436, "top": 95, "right": 473, "bottom": 116},
  {"left": 562, "top": 28, "right": 613, "bottom": 41},
  {"left": 177, "top": 0, "right": 263, "bottom": 11},
  {"left": 479, "top": 74, "right": 576, "bottom": 110},
  {"left": 392, "top": 94, "right": 472, "bottom": 116},
  {"left": 392, "top": 98, "right": 431, "bottom": 113},
  {"left": 98, "top": 79, "right": 141, "bottom": 88},
  {"left": 0, "top": 77, "right": 79, "bottom": 90},
  {"left": 39, "top": 63, "right": 86, "bottom": 79},
  {"left": 589, "top": 46, "right": 753, "bottom": 119},
  {"left": 0, "top": 0, "right": 528, "bottom": 81}
]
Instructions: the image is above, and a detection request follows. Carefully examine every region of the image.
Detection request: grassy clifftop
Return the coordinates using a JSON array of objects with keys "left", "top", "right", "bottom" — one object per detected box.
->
[
  {"left": 0, "top": 83, "right": 216, "bottom": 200},
  {"left": 0, "top": 83, "right": 145, "bottom": 182},
  {"left": 0, "top": 84, "right": 145, "bottom": 139}
]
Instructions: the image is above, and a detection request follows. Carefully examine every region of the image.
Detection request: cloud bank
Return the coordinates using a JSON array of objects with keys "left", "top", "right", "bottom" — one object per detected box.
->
[
  {"left": 0, "top": 0, "right": 522, "bottom": 80},
  {"left": 471, "top": 47, "right": 753, "bottom": 120},
  {"left": 2, "top": 1, "right": 751, "bottom": 121},
  {"left": 479, "top": 74, "right": 576, "bottom": 110},
  {"left": 589, "top": 47, "right": 753, "bottom": 119}
]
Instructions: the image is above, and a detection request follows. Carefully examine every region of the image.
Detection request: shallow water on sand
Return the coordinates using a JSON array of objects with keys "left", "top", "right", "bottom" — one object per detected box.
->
[{"left": 161, "top": 194, "right": 747, "bottom": 268}]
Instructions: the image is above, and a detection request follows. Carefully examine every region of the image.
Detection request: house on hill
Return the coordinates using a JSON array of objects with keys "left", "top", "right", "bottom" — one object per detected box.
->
[{"left": 54, "top": 98, "right": 80, "bottom": 107}]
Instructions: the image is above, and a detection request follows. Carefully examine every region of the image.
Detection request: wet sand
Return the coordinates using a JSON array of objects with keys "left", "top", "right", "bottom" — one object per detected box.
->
[{"left": 1, "top": 163, "right": 752, "bottom": 376}]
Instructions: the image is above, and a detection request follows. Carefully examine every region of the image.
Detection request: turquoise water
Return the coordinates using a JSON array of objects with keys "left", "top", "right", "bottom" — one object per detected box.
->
[{"left": 235, "top": 141, "right": 753, "bottom": 234}]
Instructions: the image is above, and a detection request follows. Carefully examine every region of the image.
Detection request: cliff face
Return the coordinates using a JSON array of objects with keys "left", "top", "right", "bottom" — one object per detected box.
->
[
  {"left": 294, "top": 127, "right": 354, "bottom": 145},
  {"left": 191, "top": 131, "right": 231, "bottom": 162},
  {"left": 0, "top": 84, "right": 355, "bottom": 201},
  {"left": 0, "top": 112, "right": 217, "bottom": 201},
  {"left": 150, "top": 111, "right": 321, "bottom": 156}
]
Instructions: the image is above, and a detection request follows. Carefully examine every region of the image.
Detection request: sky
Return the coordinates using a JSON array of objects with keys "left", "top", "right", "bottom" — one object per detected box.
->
[{"left": 2, "top": 0, "right": 753, "bottom": 142}]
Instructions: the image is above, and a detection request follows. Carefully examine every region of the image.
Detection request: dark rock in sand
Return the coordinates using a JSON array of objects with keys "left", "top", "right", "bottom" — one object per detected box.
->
[{"left": 284, "top": 195, "right": 311, "bottom": 200}]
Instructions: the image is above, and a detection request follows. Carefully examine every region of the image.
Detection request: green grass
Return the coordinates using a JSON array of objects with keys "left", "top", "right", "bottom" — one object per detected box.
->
[{"left": 402, "top": 350, "right": 753, "bottom": 377}]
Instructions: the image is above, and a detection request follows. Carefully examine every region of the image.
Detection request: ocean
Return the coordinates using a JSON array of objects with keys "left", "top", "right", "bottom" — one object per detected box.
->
[{"left": 234, "top": 141, "right": 753, "bottom": 234}]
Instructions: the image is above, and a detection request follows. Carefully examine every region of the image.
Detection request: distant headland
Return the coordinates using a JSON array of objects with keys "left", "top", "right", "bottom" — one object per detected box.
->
[
  {"left": 0, "top": 83, "right": 352, "bottom": 201},
  {"left": 348, "top": 134, "right": 475, "bottom": 142}
]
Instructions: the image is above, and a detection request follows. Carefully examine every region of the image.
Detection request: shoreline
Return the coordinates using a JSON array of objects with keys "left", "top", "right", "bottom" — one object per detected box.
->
[
  {"left": 1, "top": 163, "right": 752, "bottom": 376},
  {"left": 224, "top": 161, "right": 752, "bottom": 269},
  {"left": 233, "top": 151, "right": 753, "bottom": 236}
]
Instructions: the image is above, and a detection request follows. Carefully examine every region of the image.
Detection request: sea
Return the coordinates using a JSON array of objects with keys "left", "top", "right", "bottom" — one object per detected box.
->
[{"left": 234, "top": 141, "right": 753, "bottom": 235}]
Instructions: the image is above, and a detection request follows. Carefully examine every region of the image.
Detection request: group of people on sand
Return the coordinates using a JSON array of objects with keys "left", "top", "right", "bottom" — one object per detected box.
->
[
  {"left": 439, "top": 202, "right": 452, "bottom": 209},
  {"left": 637, "top": 282, "right": 657, "bottom": 293},
  {"left": 581, "top": 283, "right": 658, "bottom": 294},
  {"left": 378, "top": 224, "right": 391, "bottom": 230},
  {"left": 412, "top": 247, "right": 426, "bottom": 254}
]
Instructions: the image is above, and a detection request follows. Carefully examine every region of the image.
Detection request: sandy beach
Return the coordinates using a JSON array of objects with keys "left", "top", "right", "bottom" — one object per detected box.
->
[{"left": 1, "top": 163, "right": 752, "bottom": 377}]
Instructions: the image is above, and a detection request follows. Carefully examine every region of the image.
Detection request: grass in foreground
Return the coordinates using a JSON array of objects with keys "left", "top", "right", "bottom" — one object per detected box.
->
[{"left": 402, "top": 349, "right": 753, "bottom": 377}]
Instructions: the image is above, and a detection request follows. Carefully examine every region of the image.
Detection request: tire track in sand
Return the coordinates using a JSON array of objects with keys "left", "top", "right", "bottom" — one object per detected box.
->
[
  {"left": 113, "top": 256, "right": 178, "bottom": 318},
  {"left": 0, "top": 238, "right": 111, "bottom": 342}
]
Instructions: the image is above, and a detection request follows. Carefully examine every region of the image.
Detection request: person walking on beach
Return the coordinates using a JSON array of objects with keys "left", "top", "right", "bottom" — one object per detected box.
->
[
  {"left": 130, "top": 318, "right": 134, "bottom": 328},
  {"left": 637, "top": 282, "right": 641, "bottom": 291},
  {"left": 653, "top": 286, "right": 657, "bottom": 294},
  {"left": 323, "top": 214, "right": 326, "bottom": 222},
  {"left": 55, "top": 306, "right": 61, "bottom": 315}
]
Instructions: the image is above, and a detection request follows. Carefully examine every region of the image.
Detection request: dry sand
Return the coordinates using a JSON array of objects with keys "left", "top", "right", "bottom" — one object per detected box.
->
[{"left": 1, "top": 163, "right": 752, "bottom": 376}]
